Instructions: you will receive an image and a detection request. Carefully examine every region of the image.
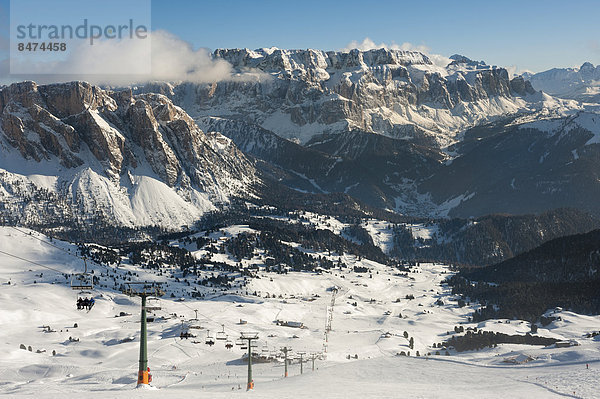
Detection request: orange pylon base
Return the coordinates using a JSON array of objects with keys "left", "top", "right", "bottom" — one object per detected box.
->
[
  {"left": 247, "top": 380, "right": 254, "bottom": 390},
  {"left": 137, "top": 370, "right": 149, "bottom": 385}
]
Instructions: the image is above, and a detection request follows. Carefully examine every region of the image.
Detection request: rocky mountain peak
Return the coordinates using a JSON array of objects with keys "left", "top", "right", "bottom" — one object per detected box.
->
[
  {"left": 0, "top": 81, "right": 257, "bottom": 229},
  {"left": 149, "top": 46, "right": 558, "bottom": 147},
  {"left": 580, "top": 62, "right": 595, "bottom": 70},
  {"left": 214, "top": 47, "right": 432, "bottom": 73}
]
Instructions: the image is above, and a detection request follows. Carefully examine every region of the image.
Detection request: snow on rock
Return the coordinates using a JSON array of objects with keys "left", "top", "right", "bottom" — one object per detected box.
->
[
  {"left": 525, "top": 62, "right": 600, "bottom": 103},
  {"left": 0, "top": 81, "right": 257, "bottom": 230},
  {"left": 141, "top": 48, "right": 580, "bottom": 149}
]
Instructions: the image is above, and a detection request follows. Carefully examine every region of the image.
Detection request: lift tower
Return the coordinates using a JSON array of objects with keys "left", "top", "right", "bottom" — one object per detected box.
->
[
  {"left": 297, "top": 351, "right": 306, "bottom": 374},
  {"left": 281, "top": 346, "right": 291, "bottom": 377},
  {"left": 323, "top": 287, "right": 338, "bottom": 352},
  {"left": 123, "top": 282, "right": 164, "bottom": 386},
  {"left": 240, "top": 332, "right": 259, "bottom": 390}
]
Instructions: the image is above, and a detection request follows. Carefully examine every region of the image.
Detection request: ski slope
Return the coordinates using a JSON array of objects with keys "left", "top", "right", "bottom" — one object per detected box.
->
[{"left": 0, "top": 227, "right": 599, "bottom": 398}]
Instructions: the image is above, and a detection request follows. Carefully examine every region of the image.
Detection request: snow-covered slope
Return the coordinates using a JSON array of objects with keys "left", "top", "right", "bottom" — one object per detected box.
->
[
  {"left": 1, "top": 226, "right": 600, "bottom": 398},
  {"left": 0, "top": 81, "right": 257, "bottom": 231}
]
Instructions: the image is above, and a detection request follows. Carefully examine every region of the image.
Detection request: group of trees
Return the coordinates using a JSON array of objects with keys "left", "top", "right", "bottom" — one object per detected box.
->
[
  {"left": 448, "top": 228, "right": 600, "bottom": 322},
  {"left": 226, "top": 230, "right": 341, "bottom": 273},
  {"left": 247, "top": 218, "right": 392, "bottom": 265},
  {"left": 390, "top": 209, "right": 599, "bottom": 267},
  {"left": 443, "top": 330, "right": 558, "bottom": 352},
  {"left": 123, "top": 242, "right": 197, "bottom": 271},
  {"left": 449, "top": 276, "right": 600, "bottom": 322}
]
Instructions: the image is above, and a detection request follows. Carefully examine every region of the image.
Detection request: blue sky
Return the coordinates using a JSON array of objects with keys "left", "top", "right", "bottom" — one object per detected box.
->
[{"left": 1, "top": 0, "right": 599, "bottom": 73}]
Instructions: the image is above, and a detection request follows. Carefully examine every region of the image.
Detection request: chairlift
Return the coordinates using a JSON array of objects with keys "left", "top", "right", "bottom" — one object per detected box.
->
[
  {"left": 179, "top": 320, "right": 195, "bottom": 339},
  {"left": 225, "top": 339, "right": 234, "bottom": 350},
  {"left": 145, "top": 297, "right": 161, "bottom": 312},
  {"left": 71, "top": 259, "right": 96, "bottom": 310},
  {"left": 261, "top": 343, "right": 269, "bottom": 354},
  {"left": 76, "top": 291, "right": 95, "bottom": 311},
  {"left": 189, "top": 319, "right": 203, "bottom": 329},
  {"left": 71, "top": 274, "right": 94, "bottom": 290},
  {"left": 216, "top": 324, "right": 227, "bottom": 341},
  {"left": 205, "top": 330, "right": 215, "bottom": 346}
]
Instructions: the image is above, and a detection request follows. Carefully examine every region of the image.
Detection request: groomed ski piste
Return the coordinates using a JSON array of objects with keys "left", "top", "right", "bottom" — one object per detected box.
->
[{"left": 0, "top": 225, "right": 599, "bottom": 398}]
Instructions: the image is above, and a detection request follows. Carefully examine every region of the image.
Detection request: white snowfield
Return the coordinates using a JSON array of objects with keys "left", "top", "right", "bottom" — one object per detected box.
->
[{"left": 0, "top": 227, "right": 599, "bottom": 398}]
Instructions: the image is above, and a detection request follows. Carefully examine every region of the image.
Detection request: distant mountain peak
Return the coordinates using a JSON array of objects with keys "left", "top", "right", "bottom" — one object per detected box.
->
[
  {"left": 527, "top": 62, "right": 600, "bottom": 102},
  {"left": 448, "top": 54, "right": 487, "bottom": 68},
  {"left": 580, "top": 61, "right": 595, "bottom": 70}
]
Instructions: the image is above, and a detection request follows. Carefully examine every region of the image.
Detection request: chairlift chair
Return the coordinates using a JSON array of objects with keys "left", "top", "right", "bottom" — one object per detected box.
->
[
  {"left": 216, "top": 324, "right": 227, "bottom": 340},
  {"left": 145, "top": 297, "right": 161, "bottom": 312},
  {"left": 71, "top": 258, "right": 95, "bottom": 310},
  {"left": 261, "top": 343, "right": 269, "bottom": 354},
  {"left": 71, "top": 258, "right": 93, "bottom": 289},
  {"left": 72, "top": 271, "right": 95, "bottom": 310},
  {"left": 205, "top": 330, "right": 215, "bottom": 346},
  {"left": 225, "top": 339, "right": 234, "bottom": 350},
  {"left": 189, "top": 319, "right": 203, "bottom": 329},
  {"left": 71, "top": 273, "right": 93, "bottom": 291},
  {"left": 75, "top": 289, "right": 95, "bottom": 310},
  {"left": 179, "top": 320, "right": 192, "bottom": 339}
]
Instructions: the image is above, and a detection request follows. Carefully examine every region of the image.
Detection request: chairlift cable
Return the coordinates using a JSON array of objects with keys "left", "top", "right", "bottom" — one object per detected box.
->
[
  {"left": 0, "top": 248, "right": 67, "bottom": 275},
  {"left": 10, "top": 226, "right": 77, "bottom": 256},
  {"left": 9, "top": 226, "right": 112, "bottom": 271}
]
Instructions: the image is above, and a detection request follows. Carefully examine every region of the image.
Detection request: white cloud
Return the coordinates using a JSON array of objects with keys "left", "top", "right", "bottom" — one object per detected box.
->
[
  {"left": 341, "top": 37, "right": 451, "bottom": 68},
  {"left": 2, "top": 30, "right": 262, "bottom": 86}
]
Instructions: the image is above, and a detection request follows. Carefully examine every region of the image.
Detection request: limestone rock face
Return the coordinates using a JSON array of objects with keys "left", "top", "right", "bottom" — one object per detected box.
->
[
  {"left": 146, "top": 48, "right": 574, "bottom": 148},
  {"left": 0, "top": 81, "right": 256, "bottom": 231}
]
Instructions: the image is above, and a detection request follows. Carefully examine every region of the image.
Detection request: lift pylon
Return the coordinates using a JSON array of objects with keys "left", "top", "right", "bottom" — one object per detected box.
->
[
  {"left": 281, "top": 346, "right": 291, "bottom": 377},
  {"left": 122, "top": 282, "right": 164, "bottom": 386},
  {"left": 240, "top": 332, "right": 259, "bottom": 390}
]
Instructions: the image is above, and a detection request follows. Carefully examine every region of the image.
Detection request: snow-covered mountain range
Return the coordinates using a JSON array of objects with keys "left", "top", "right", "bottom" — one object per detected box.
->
[
  {"left": 525, "top": 62, "right": 600, "bottom": 103},
  {"left": 140, "top": 48, "right": 580, "bottom": 149},
  {"left": 2, "top": 50, "right": 600, "bottom": 234},
  {"left": 0, "top": 81, "right": 256, "bottom": 232}
]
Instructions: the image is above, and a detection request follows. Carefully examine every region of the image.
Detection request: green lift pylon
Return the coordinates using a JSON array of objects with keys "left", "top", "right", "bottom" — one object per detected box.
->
[
  {"left": 297, "top": 351, "right": 306, "bottom": 374},
  {"left": 123, "top": 282, "right": 164, "bottom": 386},
  {"left": 240, "top": 332, "right": 259, "bottom": 390},
  {"left": 281, "top": 346, "right": 291, "bottom": 377}
]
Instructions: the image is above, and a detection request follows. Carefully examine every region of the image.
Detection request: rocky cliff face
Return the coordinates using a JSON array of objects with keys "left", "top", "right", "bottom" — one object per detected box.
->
[
  {"left": 149, "top": 48, "right": 594, "bottom": 219},
  {"left": 0, "top": 81, "right": 256, "bottom": 230},
  {"left": 145, "top": 48, "right": 561, "bottom": 148}
]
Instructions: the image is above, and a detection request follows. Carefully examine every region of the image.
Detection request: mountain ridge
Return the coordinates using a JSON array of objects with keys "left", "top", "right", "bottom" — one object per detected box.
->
[{"left": 0, "top": 81, "right": 257, "bottom": 232}]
